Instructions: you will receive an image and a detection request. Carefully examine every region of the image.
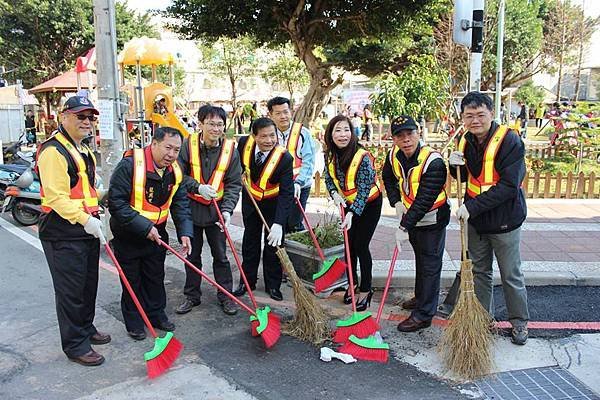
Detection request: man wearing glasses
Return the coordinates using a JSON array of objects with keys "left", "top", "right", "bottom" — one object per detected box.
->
[
  {"left": 175, "top": 105, "right": 242, "bottom": 315},
  {"left": 37, "top": 96, "right": 109, "bottom": 366}
]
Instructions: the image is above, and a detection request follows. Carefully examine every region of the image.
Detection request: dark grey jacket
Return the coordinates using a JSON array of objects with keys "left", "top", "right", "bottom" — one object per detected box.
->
[{"left": 178, "top": 136, "right": 242, "bottom": 227}]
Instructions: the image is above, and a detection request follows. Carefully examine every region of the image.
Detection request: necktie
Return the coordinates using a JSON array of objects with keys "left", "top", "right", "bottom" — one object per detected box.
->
[{"left": 255, "top": 152, "right": 265, "bottom": 168}]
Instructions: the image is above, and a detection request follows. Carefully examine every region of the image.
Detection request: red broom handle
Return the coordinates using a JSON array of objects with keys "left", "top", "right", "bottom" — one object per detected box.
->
[
  {"left": 340, "top": 205, "right": 357, "bottom": 311},
  {"left": 375, "top": 246, "right": 399, "bottom": 323},
  {"left": 211, "top": 199, "right": 258, "bottom": 309},
  {"left": 294, "top": 197, "right": 325, "bottom": 261},
  {"left": 158, "top": 239, "right": 256, "bottom": 316}
]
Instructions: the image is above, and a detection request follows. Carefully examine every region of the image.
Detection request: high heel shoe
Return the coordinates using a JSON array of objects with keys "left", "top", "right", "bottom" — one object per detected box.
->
[
  {"left": 355, "top": 290, "right": 374, "bottom": 311},
  {"left": 343, "top": 285, "right": 357, "bottom": 305}
]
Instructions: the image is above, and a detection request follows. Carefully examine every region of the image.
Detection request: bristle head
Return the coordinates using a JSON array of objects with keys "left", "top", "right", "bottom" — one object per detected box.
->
[
  {"left": 146, "top": 336, "right": 183, "bottom": 379},
  {"left": 338, "top": 339, "right": 389, "bottom": 363},
  {"left": 313, "top": 259, "right": 347, "bottom": 293}
]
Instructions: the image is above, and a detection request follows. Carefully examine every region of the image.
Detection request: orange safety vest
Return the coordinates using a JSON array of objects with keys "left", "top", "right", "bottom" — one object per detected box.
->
[
  {"left": 40, "top": 130, "right": 99, "bottom": 214},
  {"left": 187, "top": 135, "right": 235, "bottom": 205},
  {"left": 327, "top": 148, "right": 380, "bottom": 204},
  {"left": 285, "top": 122, "right": 303, "bottom": 180},
  {"left": 242, "top": 135, "right": 286, "bottom": 201},
  {"left": 389, "top": 145, "right": 447, "bottom": 210},
  {"left": 458, "top": 125, "right": 509, "bottom": 198},
  {"left": 130, "top": 146, "right": 183, "bottom": 225}
]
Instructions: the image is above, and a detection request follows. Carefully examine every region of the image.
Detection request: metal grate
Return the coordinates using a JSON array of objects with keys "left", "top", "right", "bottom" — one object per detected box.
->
[{"left": 476, "top": 366, "right": 600, "bottom": 400}]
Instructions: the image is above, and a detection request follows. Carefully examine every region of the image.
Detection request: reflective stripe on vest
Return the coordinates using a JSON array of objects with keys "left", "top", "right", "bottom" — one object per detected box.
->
[
  {"left": 327, "top": 148, "right": 380, "bottom": 204},
  {"left": 188, "top": 135, "right": 235, "bottom": 205},
  {"left": 40, "top": 131, "right": 99, "bottom": 213},
  {"left": 242, "top": 135, "right": 286, "bottom": 201},
  {"left": 131, "top": 147, "right": 182, "bottom": 225},
  {"left": 389, "top": 145, "right": 447, "bottom": 210},
  {"left": 285, "top": 122, "right": 303, "bottom": 180},
  {"left": 458, "top": 125, "right": 509, "bottom": 197}
]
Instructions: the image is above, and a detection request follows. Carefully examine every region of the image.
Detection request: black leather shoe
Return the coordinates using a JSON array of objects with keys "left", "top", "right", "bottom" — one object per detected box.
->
[
  {"left": 175, "top": 298, "right": 201, "bottom": 314},
  {"left": 220, "top": 299, "right": 238, "bottom": 315},
  {"left": 153, "top": 320, "right": 175, "bottom": 332},
  {"left": 90, "top": 331, "right": 111, "bottom": 345},
  {"left": 355, "top": 290, "right": 374, "bottom": 312},
  {"left": 128, "top": 330, "right": 146, "bottom": 341},
  {"left": 401, "top": 296, "right": 417, "bottom": 310},
  {"left": 68, "top": 350, "right": 105, "bottom": 366},
  {"left": 268, "top": 288, "right": 283, "bottom": 301},
  {"left": 233, "top": 283, "right": 256, "bottom": 297},
  {"left": 396, "top": 316, "right": 432, "bottom": 332}
]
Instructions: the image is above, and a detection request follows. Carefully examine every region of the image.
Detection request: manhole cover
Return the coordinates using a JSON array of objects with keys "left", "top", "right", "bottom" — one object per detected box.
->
[{"left": 476, "top": 366, "right": 599, "bottom": 400}]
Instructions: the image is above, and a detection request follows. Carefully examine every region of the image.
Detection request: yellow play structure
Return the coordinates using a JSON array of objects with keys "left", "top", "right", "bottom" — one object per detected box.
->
[{"left": 118, "top": 37, "right": 189, "bottom": 146}]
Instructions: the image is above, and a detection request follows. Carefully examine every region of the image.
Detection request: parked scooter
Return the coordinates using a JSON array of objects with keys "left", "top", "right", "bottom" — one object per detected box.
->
[{"left": 1, "top": 168, "right": 41, "bottom": 226}]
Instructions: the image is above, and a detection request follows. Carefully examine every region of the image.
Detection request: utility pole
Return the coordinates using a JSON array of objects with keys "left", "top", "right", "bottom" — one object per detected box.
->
[
  {"left": 469, "top": 0, "right": 485, "bottom": 91},
  {"left": 93, "top": 0, "right": 125, "bottom": 235},
  {"left": 574, "top": 0, "right": 585, "bottom": 101},
  {"left": 494, "top": 0, "right": 505, "bottom": 121}
]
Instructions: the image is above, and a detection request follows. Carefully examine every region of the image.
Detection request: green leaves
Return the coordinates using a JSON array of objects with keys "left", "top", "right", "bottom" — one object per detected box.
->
[{"left": 514, "top": 80, "right": 546, "bottom": 106}]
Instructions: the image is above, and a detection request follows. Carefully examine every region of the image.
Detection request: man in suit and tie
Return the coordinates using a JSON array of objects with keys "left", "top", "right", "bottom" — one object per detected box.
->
[{"left": 233, "top": 117, "right": 294, "bottom": 301}]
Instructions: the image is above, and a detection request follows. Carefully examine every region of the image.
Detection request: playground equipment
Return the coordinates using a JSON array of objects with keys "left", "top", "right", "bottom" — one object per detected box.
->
[{"left": 118, "top": 37, "right": 189, "bottom": 146}]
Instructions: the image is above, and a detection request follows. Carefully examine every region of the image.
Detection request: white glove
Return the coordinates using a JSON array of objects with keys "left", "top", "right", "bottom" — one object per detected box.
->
[
  {"left": 197, "top": 184, "right": 217, "bottom": 200},
  {"left": 340, "top": 212, "right": 353, "bottom": 230},
  {"left": 395, "top": 202, "right": 407, "bottom": 219},
  {"left": 456, "top": 204, "right": 470, "bottom": 221},
  {"left": 84, "top": 216, "right": 106, "bottom": 245},
  {"left": 294, "top": 183, "right": 301, "bottom": 198},
  {"left": 267, "top": 223, "right": 283, "bottom": 247},
  {"left": 320, "top": 347, "right": 357, "bottom": 364},
  {"left": 331, "top": 191, "right": 346, "bottom": 208},
  {"left": 448, "top": 151, "right": 465, "bottom": 166},
  {"left": 395, "top": 227, "right": 409, "bottom": 249},
  {"left": 215, "top": 211, "right": 231, "bottom": 230}
]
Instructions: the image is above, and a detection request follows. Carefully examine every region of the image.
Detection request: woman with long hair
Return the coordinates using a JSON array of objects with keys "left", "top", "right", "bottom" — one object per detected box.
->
[{"left": 324, "top": 115, "right": 382, "bottom": 310}]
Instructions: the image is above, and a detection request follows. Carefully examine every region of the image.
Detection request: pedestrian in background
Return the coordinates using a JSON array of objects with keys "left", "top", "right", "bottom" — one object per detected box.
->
[
  {"left": 351, "top": 112, "right": 362, "bottom": 138},
  {"left": 361, "top": 104, "right": 373, "bottom": 141}
]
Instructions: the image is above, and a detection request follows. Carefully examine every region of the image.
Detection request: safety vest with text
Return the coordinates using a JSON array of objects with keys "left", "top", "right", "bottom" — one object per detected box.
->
[
  {"left": 327, "top": 148, "right": 380, "bottom": 204},
  {"left": 389, "top": 145, "right": 447, "bottom": 210},
  {"left": 39, "top": 130, "right": 99, "bottom": 214},
  {"left": 242, "top": 135, "right": 286, "bottom": 201},
  {"left": 285, "top": 122, "right": 303, "bottom": 180},
  {"left": 130, "top": 146, "right": 182, "bottom": 225},
  {"left": 458, "top": 125, "right": 510, "bottom": 198},
  {"left": 187, "top": 135, "right": 235, "bottom": 205}
]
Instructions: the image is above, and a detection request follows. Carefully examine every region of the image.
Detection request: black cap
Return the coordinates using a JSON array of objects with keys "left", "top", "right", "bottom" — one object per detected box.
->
[
  {"left": 390, "top": 115, "right": 418, "bottom": 135},
  {"left": 62, "top": 96, "right": 99, "bottom": 114}
]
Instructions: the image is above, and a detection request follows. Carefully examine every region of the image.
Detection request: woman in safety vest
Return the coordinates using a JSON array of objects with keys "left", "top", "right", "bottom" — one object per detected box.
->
[{"left": 324, "top": 115, "right": 382, "bottom": 310}]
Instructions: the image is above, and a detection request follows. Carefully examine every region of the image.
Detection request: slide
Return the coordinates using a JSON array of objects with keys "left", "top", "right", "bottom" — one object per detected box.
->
[{"left": 151, "top": 112, "right": 190, "bottom": 138}]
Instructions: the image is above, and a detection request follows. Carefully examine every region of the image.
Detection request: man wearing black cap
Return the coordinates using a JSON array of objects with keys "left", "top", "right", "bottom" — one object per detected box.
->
[
  {"left": 37, "top": 96, "right": 110, "bottom": 366},
  {"left": 382, "top": 116, "right": 450, "bottom": 332}
]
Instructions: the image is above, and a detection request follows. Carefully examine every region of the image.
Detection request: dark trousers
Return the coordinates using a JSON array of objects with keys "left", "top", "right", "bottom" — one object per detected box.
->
[
  {"left": 287, "top": 185, "right": 310, "bottom": 232},
  {"left": 408, "top": 226, "right": 446, "bottom": 321},
  {"left": 183, "top": 224, "right": 233, "bottom": 303},
  {"left": 241, "top": 203, "right": 283, "bottom": 291},
  {"left": 41, "top": 239, "right": 100, "bottom": 358},
  {"left": 113, "top": 236, "right": 169, "bottom": 333},
  {"left": 346, "top": 196, "right": 382, "bottom": 292}
]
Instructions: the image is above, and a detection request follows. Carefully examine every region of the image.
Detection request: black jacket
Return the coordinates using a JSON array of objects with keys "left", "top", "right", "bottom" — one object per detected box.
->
[
  {"left": 237, "top": 135, "right": 293, "bottom": 226},
  {"left": 178, "top": 137, "right": 242, "bottom": 227},
  {"left": 108, "top": 151, "right": 193, "bottom": 243},
  {"left": 451, "top": 122, "right": 527, "bottom": 234},
  {"left": 382, "top": 144, "right": 450, "bottom": 231}
]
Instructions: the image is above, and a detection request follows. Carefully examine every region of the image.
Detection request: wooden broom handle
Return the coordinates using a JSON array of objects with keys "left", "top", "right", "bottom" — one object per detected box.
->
[
  {"left": 242, "top": 176, "right": 271, "bottom": 234},
  {"left": 456, "top": 166, "right": 468, "bottom": 261}
]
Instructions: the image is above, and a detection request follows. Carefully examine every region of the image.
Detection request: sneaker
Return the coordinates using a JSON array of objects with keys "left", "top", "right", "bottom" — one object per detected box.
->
[
  {"left": 220, "top": 299, "right": 238, "bottom": 316},
  {"left": 511, "top": 325, "right": 528, "bottom": 345}
]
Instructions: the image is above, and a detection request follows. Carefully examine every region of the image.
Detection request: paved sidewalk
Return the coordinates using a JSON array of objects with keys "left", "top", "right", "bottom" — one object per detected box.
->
[{"left": 229, "top": 198, "right": 600, "bottom": 288}]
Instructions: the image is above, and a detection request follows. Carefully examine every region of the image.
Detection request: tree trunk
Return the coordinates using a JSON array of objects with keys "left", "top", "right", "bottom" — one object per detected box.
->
[
  {"left": 556, "top": 4, "right": 566, "bottom": 101},
  {"left": 294, "top": 70, "right": 336, "bottom": 126},
  {"left": 574, "top": 6, "right": 585, "bottom": 101}
]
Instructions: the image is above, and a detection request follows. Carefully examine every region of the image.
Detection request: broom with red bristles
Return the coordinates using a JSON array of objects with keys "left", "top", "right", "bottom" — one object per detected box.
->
[
  {"left": 332, "top": 205, "right": 379, "bottom": 343},
  {"left": 158, "top": 239, "right": 280, "bottom": 348},
  {"left": 338, "top": 246, "right": 400, "bottom": 363},
  {"left": 294, "top": 198, "right": 347, "bottom": 293},
  {"left": 212, "top": 199, "right": 275, "bottom": 338}
]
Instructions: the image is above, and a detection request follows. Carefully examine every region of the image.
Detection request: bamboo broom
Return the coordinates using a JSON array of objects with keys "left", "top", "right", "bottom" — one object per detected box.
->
[{"left": 438, "top": 165, "right": 494, "bottom": 380}]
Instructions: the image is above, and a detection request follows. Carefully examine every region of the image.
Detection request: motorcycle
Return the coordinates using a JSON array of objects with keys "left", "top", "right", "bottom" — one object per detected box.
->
[{"left": 1, "top": 167, "right": 41, "bottom": 226}]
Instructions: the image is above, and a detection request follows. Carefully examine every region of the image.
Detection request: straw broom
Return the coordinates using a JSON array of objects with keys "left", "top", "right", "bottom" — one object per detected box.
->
[
  {"left": 438, "top": 166, "right": 494, "bottom": 380},
  {"left": 242, "top": 180, "right": 330, "bottom": 345}
]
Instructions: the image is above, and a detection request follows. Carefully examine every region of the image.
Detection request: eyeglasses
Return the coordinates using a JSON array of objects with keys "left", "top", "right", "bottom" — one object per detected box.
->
[
  {"left": 76, "top": 114, "right": 97, "bottom": 122},
  {"left": 205, "top": 122, "right": 224, "bottom": 129}
]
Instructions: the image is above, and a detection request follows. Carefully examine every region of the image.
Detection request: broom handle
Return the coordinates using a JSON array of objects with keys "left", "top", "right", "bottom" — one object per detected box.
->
[
  {"left": 242, "top": 178, "right": 272, "bottom": 235},
  {"left": 211, "top": 199, "right": 258, "bottom": 309},
  {"left": 375, "top": 245, "right": 399, "bottom": 323},
  {"left": 340, "top": 205, "right": 357, "bottom": 312},
  {"left": 158, "top": 239, "right": 256, "bottom": 316},
  {"left": 294, "top": 197, "right": 326, "bottom": 261},
  {"left": 456, "top": 166, "right": 468, "bottom": 261},
  {"left": 83, "top": 205, "right": 159, "bottom": 338}
]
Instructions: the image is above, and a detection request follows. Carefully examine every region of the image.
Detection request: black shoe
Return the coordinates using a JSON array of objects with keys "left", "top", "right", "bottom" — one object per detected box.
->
[
  {"left": 175, "top": 298, "right": 201, "bottom": 314},
  {"left": 220, "top": 299, "right": 238, "bottom": 315},
  {"left": 153, "top": 320, "right": 175, "bottom": 332},
  {"left": 401, "top": 296, "right": 417, "bottom": 310},
  {"left": 128, "top": 330, "right": 146, "bottom": 341},
  {"left": 233, "top": 283, "right": 255, "bottom": 297},
  {"left": 355, "top": 290, "right": 374, "bottom": 312},
  {"left": 343, "top": 285, "right": 357, "bottom": 305},
  {"left": 268, "top": 288, "right": 283, "bottom": 301},
  {"left": 90, "top": 331, "right": 111, "bottom": 345}
]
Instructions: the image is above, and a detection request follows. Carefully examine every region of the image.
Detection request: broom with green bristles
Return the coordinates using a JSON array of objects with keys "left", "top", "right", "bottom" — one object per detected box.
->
[{"left": 332, "top": 205, "right": 379, "bottom": 343}]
